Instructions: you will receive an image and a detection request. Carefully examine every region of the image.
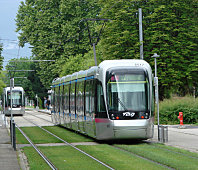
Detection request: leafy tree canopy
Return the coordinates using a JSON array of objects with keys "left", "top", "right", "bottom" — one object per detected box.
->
[
  {"left": 5, "top": 58, "right": 48, "bottom": 101},
  {"left": 16, "top": 0, "right": 198, "bottom": 99}
]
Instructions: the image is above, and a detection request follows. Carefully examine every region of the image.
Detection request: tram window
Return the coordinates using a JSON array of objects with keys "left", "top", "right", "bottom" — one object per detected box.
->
[
  {"left": 64, "top": 84, "right": 69, "bottom": 113},
  {"left": 7, "top": 91, "right": 22, "bottom": 106},
  {"left": 85, "top": 80, "right": 90, "bottom": 114},
  {"left": 51, "top": 88, "right": 55, "bottom": 112},
  {"left": 60, "top": 85, "right": 63, "bottom": 113},
  {"left": 76, "top": 81, "right": 84, "bottom": 117},
  {"left": 107, "top": 71, "right": 149, "bottom": 112},
  {"left": 55, "top": 86, "right": 59, "bottom": 113},
  {"left": 70, "top": 81, "right": 76, "bottom": 115},
  {"left": 96, "top": 81, "right": 107, "bottom": 118},
  {"left": 90, "top": 80, "right": 95, "bottom": 114}
]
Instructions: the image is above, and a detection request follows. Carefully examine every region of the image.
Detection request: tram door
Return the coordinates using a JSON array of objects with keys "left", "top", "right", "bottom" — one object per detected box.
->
[{"left": 85, "top": 80, "right": 96, "bottom": 138}]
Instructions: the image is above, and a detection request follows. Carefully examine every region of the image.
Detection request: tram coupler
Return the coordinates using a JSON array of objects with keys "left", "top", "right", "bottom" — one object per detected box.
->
[{"left": 178, "top": 112, "right": 183, "bottom": 126}]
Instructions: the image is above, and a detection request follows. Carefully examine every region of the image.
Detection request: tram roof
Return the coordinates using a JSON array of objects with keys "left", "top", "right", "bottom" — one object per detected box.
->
[
  {"left": 52, "top": 59, "right": 151, "bottom": 85},
  {"left": 4, "top": 86, "right": 24, "bottom": 91},
  {"left": 98, "top": 59, "right": 151, "bottom": 70}
]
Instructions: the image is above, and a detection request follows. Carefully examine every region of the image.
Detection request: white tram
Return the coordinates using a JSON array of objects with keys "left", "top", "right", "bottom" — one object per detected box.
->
[
  {"left": 51, "top": 60, "right": 154, "bottom": 140},
  {"left": 2, "top": 87, "right": 25, "bottom": 116}
]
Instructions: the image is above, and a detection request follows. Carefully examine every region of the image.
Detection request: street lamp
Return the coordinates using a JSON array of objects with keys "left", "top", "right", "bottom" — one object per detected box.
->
[{"left": 151, "top": 53, "right": 160, "bottom": 141}]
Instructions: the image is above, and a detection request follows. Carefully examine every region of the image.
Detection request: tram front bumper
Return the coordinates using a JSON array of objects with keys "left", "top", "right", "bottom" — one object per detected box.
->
[{"left": 113, "top": 119, "right": 154, "bottom": 139}]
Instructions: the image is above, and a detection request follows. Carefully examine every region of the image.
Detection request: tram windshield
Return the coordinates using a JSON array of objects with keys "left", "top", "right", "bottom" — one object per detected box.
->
[
  {"left": 7, "top": 91, "right": 23, "bottom": 107},
  {"left": 107, "top": 69, "right": 149, "bottom": 112}
]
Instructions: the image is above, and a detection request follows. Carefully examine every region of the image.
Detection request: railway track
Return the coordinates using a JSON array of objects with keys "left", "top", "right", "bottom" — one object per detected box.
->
[
  {"left": 25, "top": 110, "right": 53, "bottom": 124},
  {"left": 12, "top": 110, "right": 198, "bottom": 169},
  {"left": 16, "top": 114, "right": 114, "bottom": 170},
  {"left": 16, "top": 124, "right": 58, "bottom": 170}
]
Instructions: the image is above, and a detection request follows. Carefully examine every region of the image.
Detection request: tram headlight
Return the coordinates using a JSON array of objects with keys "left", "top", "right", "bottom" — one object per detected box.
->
[
  {"left": 111, "top": 114, "right": 115, "bottom": 120},
  {"left": 139, "top": 112, "right": 149, "bottom": 119}
]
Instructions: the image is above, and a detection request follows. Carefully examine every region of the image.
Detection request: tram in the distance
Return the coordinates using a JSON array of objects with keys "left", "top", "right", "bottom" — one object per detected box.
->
[
  {"left": 2, "top": 87, "right": 25, "bottom": 116},
  {"left": 51, "top": 59, "right": 154, "bottom": 140}
]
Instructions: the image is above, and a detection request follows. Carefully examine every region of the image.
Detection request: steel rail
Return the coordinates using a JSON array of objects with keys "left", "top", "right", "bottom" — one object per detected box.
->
[
  {"left": 22, "top": 116, "right": 114, "bottom": 170},
  {"left": 15, "top": 124, "right": 57, "bottom": 170},
  {"left": 25, "top": 110, "right": 52, "bottom": 124},
  {"left": 112, "top": 145, "right": 175, "bottom": 170}
]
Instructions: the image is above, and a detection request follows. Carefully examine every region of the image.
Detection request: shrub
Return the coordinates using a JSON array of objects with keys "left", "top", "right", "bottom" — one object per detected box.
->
[{"left": 158, "top": 96, "right": 198, "bottom": 125}]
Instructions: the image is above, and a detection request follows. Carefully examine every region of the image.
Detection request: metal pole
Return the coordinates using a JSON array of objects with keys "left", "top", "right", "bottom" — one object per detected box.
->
[
  {"left": 139, "top": 8, "right": 143, "bottom": 60},
  {"left": 10, "top": 78, "right": 13, "bottom": 146},
  {"left": 13, "top": 122, "right": 16, "bottom": 150},
  {"left": 151, "top": 53, "right": 160, "bottom": 141},
  {"left": 93, "top": 43, "right": 97, "bottom": 66}
]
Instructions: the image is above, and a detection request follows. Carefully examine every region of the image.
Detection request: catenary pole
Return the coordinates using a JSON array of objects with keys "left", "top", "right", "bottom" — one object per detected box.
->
[{"left": 139, "top": 8, "right": 143, "bottom": 60}]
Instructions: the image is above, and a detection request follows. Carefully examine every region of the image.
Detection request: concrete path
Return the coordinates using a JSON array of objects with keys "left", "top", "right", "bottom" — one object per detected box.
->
[
  {"left": 0, "top": 114, "right": 20, "bottom": 170},
  {"left": 151, "top": 125, "right": 198, "bottom": 153}
]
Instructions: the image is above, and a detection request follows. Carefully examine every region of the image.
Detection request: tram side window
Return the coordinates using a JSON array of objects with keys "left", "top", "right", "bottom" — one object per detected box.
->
[
  {"left": 90, "top": 80, "right": 95, "bottom": 115},
  {"left": 64, "top": 84, "right": 70, "bottom": 114},
  {"left": 85, "top": 80, "right": 90, "bottom": 115},
  {"left": 55, "top": 86, "right": 59, "bottom": 113},
  {"left": 60, "top": 85, "right": 63, "bottom": 113},
  {"left": 70, "top": 82, "right": 76, "bottom": 115},
  {"left": 76, "top": 81, "right": 84, "bottom": 117},
  {"left": 96, "top": 81, "right": 107, "bottom": 118},
  {"left": 51, "top": 88, "right": 55, "bottom": 112}
]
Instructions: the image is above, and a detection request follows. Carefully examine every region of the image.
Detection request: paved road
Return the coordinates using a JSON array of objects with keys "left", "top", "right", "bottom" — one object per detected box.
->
[{"left": 151, "top": 125, "right": 198, "bottom": 153}]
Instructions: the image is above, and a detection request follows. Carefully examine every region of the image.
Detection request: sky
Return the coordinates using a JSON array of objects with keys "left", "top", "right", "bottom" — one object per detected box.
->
[{"left": 0, "top": 0, "right": 31, "bottom": 69}]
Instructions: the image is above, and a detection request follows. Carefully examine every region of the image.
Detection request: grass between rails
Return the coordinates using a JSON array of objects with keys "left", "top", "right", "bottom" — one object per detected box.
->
[
  {"left": 17, "top": 126, "right": 198, "bottom": 169},
  {"left": 16, "top": 126, "right": 94, "bottom": 144},
  {"left": 22, "top": 145, "right": 166, "bottom": 170}
]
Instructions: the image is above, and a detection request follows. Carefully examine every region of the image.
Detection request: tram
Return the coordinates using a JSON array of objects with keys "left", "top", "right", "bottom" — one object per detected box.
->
[
  {"left": 51, "top": 60, "right": 154, "bottom": 140},
  {"left": 2, "top": 87, "right": 25, "bottom": 116}
]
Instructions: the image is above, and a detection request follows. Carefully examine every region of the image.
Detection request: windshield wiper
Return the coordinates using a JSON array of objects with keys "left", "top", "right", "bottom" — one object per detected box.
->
[{"left": 116, "top": 96, "right": 129, "bottom": 112}]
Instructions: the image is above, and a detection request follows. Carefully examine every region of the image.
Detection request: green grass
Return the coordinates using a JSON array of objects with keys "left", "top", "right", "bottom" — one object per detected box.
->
[
  {"left": 23, "top": 146, "right": 108, "bottom": 170},
  {"left": 43, "top": 126, "right": 94, "bottom": 143},
  {"left": 78, "top": 144, "right": 166, "bottom": 170},
  {"left": 22, "top": 147, "right": 50, "bottom": 170},
  {"left": 16, "top": 126, "right": 94, "bottom": 144},
  {"left": 16, "top": 128, "right": 29, "bottom": 144},
  {"left": 16, "top": 127, "right": 62, "bottom": 144},
  {"left": 39, "top": 146, "right": 107, "bottom": 170},
  {"left": 116, "top": 143, "right": 198, "bottom": 170},
  {"left": 159, "top": 96, "right": 198, "bottom": 124},
  {"left": 152, "top": 143, "right": 198, "bottom": 159},
  {"left": 23, "top": 145, "right": 166, "bottom": 170}
]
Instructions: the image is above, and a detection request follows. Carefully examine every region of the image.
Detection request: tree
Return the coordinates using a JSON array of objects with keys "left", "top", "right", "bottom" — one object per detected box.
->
[
  {"left": 16, "top": 0, "right": 100, "bottom": 88},
  {"left": 16, "top": 0, "right": 198, "bottom": 99},
  {"left": 5, "top": 58, "right": 48, "bottom": 102},
  {"left": 97, "top": 0, "right": 198, "bottom": 99}
]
